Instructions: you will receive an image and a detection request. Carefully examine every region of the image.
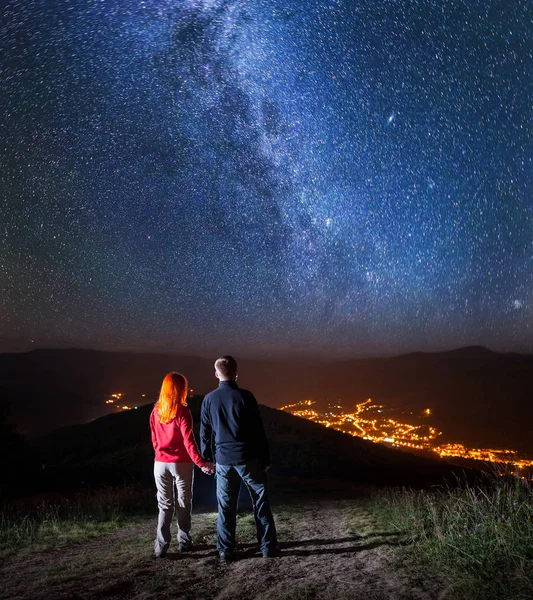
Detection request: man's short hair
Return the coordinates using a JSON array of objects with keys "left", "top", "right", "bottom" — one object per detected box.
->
[{"left": 215, "top": 355, "right": 238, "bottom": 379}]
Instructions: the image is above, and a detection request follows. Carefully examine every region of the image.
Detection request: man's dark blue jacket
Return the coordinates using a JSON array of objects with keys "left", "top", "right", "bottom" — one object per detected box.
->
[{"left": 200, "top": 380, "right": 271, "bottom": 467}]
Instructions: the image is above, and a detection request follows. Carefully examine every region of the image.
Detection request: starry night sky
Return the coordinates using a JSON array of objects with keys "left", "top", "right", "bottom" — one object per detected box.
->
[{"left": 1, "top": 0, "right": 532, "bottom": 358}]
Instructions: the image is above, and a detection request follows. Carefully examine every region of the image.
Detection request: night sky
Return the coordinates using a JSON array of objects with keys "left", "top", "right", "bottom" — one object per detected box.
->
[{"left": 1, "top": 0, "right": 531, "bottom": 358}]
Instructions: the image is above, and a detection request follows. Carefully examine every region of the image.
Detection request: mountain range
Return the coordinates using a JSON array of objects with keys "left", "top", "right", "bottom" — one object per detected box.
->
[{"left": 1, "top": 346, "right": 532, "bottom": 454}]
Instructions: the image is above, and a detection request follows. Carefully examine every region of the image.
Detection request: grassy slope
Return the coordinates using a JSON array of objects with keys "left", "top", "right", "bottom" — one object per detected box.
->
[{"left": 371, "top": 476, "right": 533, "bottom": 600}]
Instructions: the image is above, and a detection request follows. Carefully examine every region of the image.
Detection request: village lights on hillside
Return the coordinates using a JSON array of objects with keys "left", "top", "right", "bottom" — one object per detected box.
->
[
  {"left": 281, "top": 400, "right": 533, "bottom": 472},
  {"left": 281, "top": 399, "right": 441, "bottom": 449},
  {"left": 105, "top": 393, "right": 123, "bottom": 405},
  {"left": 435, "top": 443, "right": 533, "bottom": 469},
  {"left": 104, "top": 392, "right": 147, "bottom": 412}
]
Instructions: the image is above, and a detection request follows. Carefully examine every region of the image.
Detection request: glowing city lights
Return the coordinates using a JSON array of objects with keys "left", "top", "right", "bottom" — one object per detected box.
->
[
  {"left": 281, "top": 399, "right": 533, "bottom": 472},
  {"left": 104, "top": 392, "right": 141, "bottom": 412}
]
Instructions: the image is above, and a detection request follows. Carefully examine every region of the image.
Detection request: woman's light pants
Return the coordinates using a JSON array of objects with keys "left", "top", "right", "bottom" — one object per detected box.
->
[{"left": 153, "top": 461, "right": 194, "bottom": 556}]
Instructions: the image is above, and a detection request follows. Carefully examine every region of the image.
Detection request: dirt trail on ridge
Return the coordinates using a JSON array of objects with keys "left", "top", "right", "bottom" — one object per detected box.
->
[{"left": 0, "top": 499, "right": 444, "bottom": 600}]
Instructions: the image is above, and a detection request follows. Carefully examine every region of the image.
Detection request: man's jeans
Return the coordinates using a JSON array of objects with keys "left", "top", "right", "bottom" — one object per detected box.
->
[
  {"left": 216, "top": 459, "right": 277, "bottom": 554},
  {"left": 153, "top": 461, "right": 194, "bottom": 555}
]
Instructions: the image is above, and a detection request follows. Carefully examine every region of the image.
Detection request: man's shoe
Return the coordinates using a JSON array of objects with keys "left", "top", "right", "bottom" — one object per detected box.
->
[
  {"left": 178, "top": 543, "right": 192, "bottom": 553},
  {"left": 219, "top": 551, "right": 235, "bottom": 563},
  {"left": 262, "top": 548, "right": 281, "bottom": 558},
  {"left": 154, "top": 551, "right": 167, "bottom": 559}
]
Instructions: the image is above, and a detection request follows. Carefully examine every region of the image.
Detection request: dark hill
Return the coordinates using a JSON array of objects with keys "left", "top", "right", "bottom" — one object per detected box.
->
[{"left": 30, "top": 397, "right": 474, "bottom": 502}]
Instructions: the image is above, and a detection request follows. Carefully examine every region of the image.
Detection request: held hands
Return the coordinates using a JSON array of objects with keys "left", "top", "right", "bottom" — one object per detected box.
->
[
  {"left": 200, "top": 462, "right": 268, "bottom": 474},
  {"left": 201, "top": 462, "right": 215, "bottom": 475}
]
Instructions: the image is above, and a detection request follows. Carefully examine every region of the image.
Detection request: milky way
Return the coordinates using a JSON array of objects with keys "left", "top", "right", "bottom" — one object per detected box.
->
[{"left": 1, "top": 0, "right": 531, "bottom": 357}]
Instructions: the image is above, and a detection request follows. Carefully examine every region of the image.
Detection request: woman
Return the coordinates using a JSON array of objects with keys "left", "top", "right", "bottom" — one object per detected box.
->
[{"left": 150, "top": 372, "right": 213, "bottom": 558}]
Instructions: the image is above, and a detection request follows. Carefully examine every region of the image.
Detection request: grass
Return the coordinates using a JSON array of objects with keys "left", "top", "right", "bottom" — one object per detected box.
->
[
  {"left": 0, "top": 485, "right": 154, "bottom": 557},
  {"left": 367, "top": 471, "right": 533, "bottom": 600}
]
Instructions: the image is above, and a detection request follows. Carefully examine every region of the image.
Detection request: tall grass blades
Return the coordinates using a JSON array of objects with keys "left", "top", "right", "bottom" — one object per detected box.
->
[
  {"left": 372, "top": 473, "right": 533, "bottom": 599},
  {"left": 0, "top": 485, "right": 154, "bottom": 556}
]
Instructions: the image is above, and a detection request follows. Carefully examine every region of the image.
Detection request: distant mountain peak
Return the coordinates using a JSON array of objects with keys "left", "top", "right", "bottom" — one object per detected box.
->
[{"left": 443, "top": 346, "right": 495, "bottom": 358}]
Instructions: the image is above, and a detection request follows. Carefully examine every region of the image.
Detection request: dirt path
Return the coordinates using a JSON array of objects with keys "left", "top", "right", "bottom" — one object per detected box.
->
[{"left": 0, "top": 500, "right": 443, "bottom": 600}]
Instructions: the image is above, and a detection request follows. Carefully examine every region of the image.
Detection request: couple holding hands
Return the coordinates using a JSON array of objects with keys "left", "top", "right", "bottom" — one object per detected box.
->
[{"left": 149, "top": 355, "right": 278, "bottom": 562}]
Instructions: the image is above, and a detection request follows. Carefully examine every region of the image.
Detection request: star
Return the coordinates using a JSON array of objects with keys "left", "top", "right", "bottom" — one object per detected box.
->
[{"left": 0, "top": 0, "right": 530, "bottom": 357}]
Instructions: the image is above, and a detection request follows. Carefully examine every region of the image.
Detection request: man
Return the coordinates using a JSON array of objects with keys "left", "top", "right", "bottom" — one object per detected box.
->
[{"left": 200, "top": 355, "right": 278, "bottom": 562}]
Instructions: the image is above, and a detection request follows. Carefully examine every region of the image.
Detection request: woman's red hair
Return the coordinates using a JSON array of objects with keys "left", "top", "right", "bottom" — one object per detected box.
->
[{"left": 156, "top": 372, "right": 188, "bottom": 424}]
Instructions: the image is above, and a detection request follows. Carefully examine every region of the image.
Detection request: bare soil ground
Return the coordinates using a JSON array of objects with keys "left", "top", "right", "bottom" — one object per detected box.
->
[{"left": 0, "top": 499, "right": 444, "bottom": 600}]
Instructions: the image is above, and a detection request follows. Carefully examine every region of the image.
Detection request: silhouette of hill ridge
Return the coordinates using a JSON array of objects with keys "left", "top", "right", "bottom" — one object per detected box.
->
[
  {"left": 2, "top": 346, "right": 532, "bottom": 453},
  {"left": 390, "top": 345, "right": 495, "bottom": 360}
]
